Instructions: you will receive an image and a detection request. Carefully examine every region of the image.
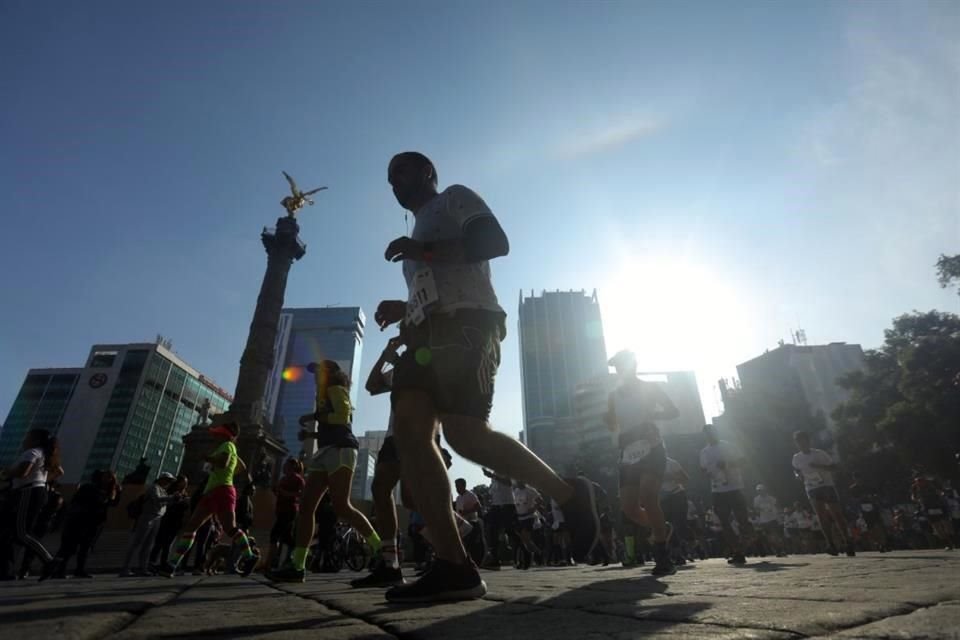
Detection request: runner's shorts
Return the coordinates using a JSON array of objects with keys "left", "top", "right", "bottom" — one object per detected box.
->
[
  {"left": 807, "top": 486, "right": 840, "bottom": 505},
  {"left": 308, "top": 447, "right": 358, "bottom": 475},
  {"left": 199, "top": 485, "right": 237, "bottom": 514},
  {"left": 393, "top": 309, "right": 505, "bottom": 420},
  {"left": 619, "top": 442, "right": 667, "bottom": 487}
]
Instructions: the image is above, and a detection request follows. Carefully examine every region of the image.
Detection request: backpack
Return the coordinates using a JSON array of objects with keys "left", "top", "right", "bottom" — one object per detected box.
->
[{"left": 126, "top": 493, "right": 146, "bottom": 520}]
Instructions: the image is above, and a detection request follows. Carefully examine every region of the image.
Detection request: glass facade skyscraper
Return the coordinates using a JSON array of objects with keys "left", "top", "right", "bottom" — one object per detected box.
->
[
  {"left": 263, "top": 307, "right": 364, "bottom": 454},
  {"left": 0, "top": 371, "right": 80, "bottom": 466},
  {"left": 518, "top": 289, "right": 608, "bottom": 467},
  {"left": 0, "top": 343, "right": 231, "bottom": 483}
]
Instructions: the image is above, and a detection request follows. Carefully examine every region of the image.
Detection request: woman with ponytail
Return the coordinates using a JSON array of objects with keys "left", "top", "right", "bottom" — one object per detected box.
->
[{"left": 0, "top": 429, "right": 62, "bottom": 579}]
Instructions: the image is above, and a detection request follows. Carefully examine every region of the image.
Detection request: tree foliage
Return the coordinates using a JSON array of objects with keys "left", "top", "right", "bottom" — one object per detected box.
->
[
  {"left": 833, "top": 310, "right": 960, "bottom": 495},
  {"left": 936, "top": 254, "right": 960, "bottom": 294}
]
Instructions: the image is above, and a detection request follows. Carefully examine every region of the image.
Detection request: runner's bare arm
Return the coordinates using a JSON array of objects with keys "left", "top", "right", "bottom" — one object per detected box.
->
[
  {"left": 384, "top": 217, "right": 509, "bottom": 264},
  {"left": 652, "top": 387, "right": 680, "bottom": 421}
]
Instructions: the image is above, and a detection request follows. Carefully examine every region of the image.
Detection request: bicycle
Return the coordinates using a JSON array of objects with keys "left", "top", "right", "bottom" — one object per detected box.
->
[{"left": 310, "top": 523, "right": 370, "bottom": 573}]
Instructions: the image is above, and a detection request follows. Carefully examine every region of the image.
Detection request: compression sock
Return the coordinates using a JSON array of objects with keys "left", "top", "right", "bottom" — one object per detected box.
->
[
  {"left": 169, "top": 533, "right": 196, "bottom": 568},
  {"left": 231, "top": 529, "right": 254, "bottom": 560},
  {"left": 365, "top": 530, "right": 382, "bottom": 555},
  {"left": 291, "top": 546, "right": 309, "bottom": 571},
  {"left": 624, "top": 536, "right": 636, "bottom": 564}
]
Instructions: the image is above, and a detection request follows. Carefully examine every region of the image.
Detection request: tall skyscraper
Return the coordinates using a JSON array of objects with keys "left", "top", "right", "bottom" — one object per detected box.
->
[
  {"left": 0, "top": 342, "right": 232, "bottom": 483},
  {"left": 262, "top": 307, "right": 364, "bottom": 453},
  {"left": 518, "top": 289, "right": 608, "bottom": 464}
]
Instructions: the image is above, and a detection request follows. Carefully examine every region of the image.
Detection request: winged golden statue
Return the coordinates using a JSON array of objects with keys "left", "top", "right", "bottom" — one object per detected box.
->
[{"left": 281, "top": 171, "right": 327, "bottom": 218}]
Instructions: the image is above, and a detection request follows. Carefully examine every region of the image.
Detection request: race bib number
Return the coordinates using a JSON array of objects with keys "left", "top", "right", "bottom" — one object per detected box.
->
[
  {"left": 860, "top": 503, "right": 874, "bottom": 513},
  {"left": 621, "top": 439, "right": 652, "bottom": 465},
  {"left": 927, "top": 508, "right": 943, "bottom": 516},
  {"left": 710, "top": 471, "right": 728, "bottom": 492},
  {"left": 406, "top": 268, "right": 439, "bottom": 326}
]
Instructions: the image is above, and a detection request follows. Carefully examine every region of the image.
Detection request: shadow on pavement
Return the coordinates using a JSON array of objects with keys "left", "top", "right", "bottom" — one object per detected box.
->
[{"left": 731, "top": 561, "right": 809, "bottom": 572}]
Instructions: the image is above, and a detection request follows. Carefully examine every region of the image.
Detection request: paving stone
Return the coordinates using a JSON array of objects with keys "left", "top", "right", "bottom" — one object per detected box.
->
[{"left": 828, "top": 601, "right": 960, "bottom": 639}]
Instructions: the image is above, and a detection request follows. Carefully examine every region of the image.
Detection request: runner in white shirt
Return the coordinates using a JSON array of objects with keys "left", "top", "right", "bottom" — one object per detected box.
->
[
  {"left": 753, "top": 485, "right": 787, "bottom": 557},
  {"left": 699, "top": 424, "right": 753, "bottom": 565},
  {"left": 512, "top": 482, "right": 542, "bottom": 570},
  {"left": 606, "top": 350, "right": 680, "bottom": 576},
  {"left": 377, "top": 152, "right": 601, "bottom": 602},
  {"left": 792, "top": 430, "right": 855, "bottom": 556},
  {"left": 454, "top": 478, "right": 485, "bottom": 564}
]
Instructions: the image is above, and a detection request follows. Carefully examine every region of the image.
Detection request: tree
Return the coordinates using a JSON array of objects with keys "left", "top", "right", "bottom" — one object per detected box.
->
[
  {"left": 936, "top": 254, "right": 960, "bottom": 295},
  {"left": 833, "top": 310, "right": 960, "bottom": 494}
]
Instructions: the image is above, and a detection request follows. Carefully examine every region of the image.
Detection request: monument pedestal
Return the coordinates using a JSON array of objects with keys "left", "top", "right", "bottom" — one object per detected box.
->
[{"left": 181, "top": 421, "right": 287, "bottom": 487}]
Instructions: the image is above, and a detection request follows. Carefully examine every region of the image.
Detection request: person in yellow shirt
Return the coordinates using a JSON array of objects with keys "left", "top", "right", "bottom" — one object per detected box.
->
[
  {"left": 158, "top": 422, "right": 257, "bottom": 577},
  {"left": 267, "top": 360, "right": 380, "bottom": 583}
]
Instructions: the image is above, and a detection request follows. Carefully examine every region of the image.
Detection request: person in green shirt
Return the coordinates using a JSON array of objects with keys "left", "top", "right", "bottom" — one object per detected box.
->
[
  {"left": 158, "top": 422, "right": 257, "bottom": 577},
  {"left": 267, "top": 360, "right": 381, "bottom": 583}
]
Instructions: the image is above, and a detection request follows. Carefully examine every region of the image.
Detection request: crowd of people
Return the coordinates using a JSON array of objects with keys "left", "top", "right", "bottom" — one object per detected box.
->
[{"left": 2, "top": 152, "right": 958, "bottom": 605}]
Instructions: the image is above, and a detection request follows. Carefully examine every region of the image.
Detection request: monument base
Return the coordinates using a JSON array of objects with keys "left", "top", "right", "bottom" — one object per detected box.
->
[{"left": 180, "top": 421, "right": 288, "bottom": 488}]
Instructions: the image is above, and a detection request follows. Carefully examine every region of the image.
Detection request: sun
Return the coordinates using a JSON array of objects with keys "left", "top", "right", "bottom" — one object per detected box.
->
[{"left": 599, "top": 255, "right": 756, "bottom": 415}]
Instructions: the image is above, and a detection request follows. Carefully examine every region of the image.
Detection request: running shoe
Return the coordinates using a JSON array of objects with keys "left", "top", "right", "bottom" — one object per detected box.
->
[
  {"left": 156, "top": 563, "right": 177, "bottom": 578},
  {"left": 561, "top": 477, "right": 601, "bottom": 562},
  {"left": 350, "top": 564, "right": 405, "bottom": 588},
  {"left": 728, "top": 554, "right": 747, "bottom": 565},
  {"left": 266, "top": 562, "right": 306, "bottom": 583},
  {"left": 385, "top": 559, "right": 486, "bottom": 603},
  {"left": 845, "top": 543, "right": 856, "bottom": 557},
  {"left": 238, "top": 554, "right": 259, "bottom": 578}
]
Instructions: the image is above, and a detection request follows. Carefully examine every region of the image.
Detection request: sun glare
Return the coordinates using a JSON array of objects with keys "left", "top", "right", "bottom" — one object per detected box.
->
[{"left": 599, "top": 256, "right": 756, "bottom": 415}]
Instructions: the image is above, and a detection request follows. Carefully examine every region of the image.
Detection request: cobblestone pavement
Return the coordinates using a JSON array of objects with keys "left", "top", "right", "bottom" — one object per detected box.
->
[{"left": 2, "top": 550, "right": 958, "bottom": 639}]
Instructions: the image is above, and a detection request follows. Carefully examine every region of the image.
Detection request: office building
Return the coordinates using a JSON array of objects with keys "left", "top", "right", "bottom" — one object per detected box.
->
[
  {"left": 0, "top": 342, "right": 232, "bottom": 483},
  {"left": 733, "top": 342, "right": 865, "bottom": 431},
  {"left": 351, "top": 447, "right": 377, "bottom": 503},
  {"left": 518, "top": 289, "right": 607, "bottom": 458},
  {"left": 262, "top": 307, "right": 364, "bottom": 454}
]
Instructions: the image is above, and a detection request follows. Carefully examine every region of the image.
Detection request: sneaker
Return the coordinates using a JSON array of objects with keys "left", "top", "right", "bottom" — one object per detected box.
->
[
  {"left": 480, "top": 558, "right": 502, "bottom": 571},
  {"left": 560, "top": 477, "right": 600, "bottom": 562},
  {"left": 728, "top": 554, "right": 747, "bottom": 566},
  {"left": 385, "top": 559, "right": 486, "bottom": 603},
  {"left": 73, "top": 571, "right": 94, "bottom": 579},
  {"left": 38, "top": 559, "right": 64, "bottom": 582},
  {"left": 238, "top": 555, "right": 258, "bottom": 578},
  {"left": 118, "top": 570, "right": 133, "bottom": 577},
  {"left": 266, "top": 562, "right": 306, "bottom": 583},
  {"left": 651, "top": 557, "right": 676, "bottom": 576},
  {"left": 350, "top": 564, "right": 405, "bottom": 588},
  {"left": 157, "top": 563, "right": 177, "bottom": 578},
  {"left": 846, "top": 543, "right": 856, "bottom": 557},
  {"left": 826, "top": 546, "right": 839, "bottom": 557}
]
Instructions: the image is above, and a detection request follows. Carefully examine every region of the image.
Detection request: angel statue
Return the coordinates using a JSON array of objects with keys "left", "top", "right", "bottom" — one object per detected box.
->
[{"left": 281, "top": 171, "right": 327, "bottom": 218}]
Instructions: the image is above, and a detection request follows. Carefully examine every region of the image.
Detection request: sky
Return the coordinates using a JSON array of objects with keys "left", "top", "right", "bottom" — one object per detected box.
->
[{"left": 1, "top": 1, "right": 957, "bottom": 489}]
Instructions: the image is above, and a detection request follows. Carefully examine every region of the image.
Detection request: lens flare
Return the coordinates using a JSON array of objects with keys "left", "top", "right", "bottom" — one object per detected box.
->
[{"left": 282, "top": 367, "right": 304, "bottom": 382}]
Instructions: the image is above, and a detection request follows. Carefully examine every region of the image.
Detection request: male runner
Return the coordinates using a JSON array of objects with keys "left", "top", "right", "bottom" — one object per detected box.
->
[
  {"left": 606, "top": 350, "right": 679, "bottom": 576},
  {"left": 791, "top": 430, "right": 855, "bottom": 556},
  {"left": 848, "top": 472, "right": 888, "bottom": 552},
  {"left": 454, "top": 478, "right": 485, "bottom": 564},
  {"left": 699, "top": 424, "right": 753, "bottom": 565},
  {"left": 481, "top": 468, "right": 519, "bottom": 570},
  {"left": 376, "top": 151, "right": 600, "bottom": 602}
]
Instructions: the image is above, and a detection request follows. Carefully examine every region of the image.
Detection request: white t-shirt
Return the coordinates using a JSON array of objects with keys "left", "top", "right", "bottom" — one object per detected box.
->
[
  {"left": 12, "top": 448, "right": 47, "bottom": 490},
  {"left": 792, "top": 449, "right": 835, "bottom": 491},
  {"left": 687, "top": 499, "right": 698, "bottom": 521},
  {"left": 489, "top": 477, "right": 515, "bottom": 506},
  {"left": 699, "top": 441, "right": 745, "bottom": 493},
  {"left": 403, "top": 185, "right": 504, "bottom": 321},
  {"left": 513, "top": 487, "right": 540, "bottom": 518},
  {"left": 753, "top": 494, "right": 780, "bottom": 524},
  {"left": 660, "top": 458, "right": 685, "bottom": 495},
  {"left": 455, "top": 490, "right": 481, "bottom": 522}
]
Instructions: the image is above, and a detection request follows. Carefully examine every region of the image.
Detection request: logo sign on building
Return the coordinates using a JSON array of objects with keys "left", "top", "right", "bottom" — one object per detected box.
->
[{"left": 89, "top": 373, "right": 108, "bottom": 389}]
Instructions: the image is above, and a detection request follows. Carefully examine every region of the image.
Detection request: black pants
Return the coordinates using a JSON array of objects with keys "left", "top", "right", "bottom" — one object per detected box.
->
[
  {"left": 486, "top": 504, "right": 520, "bottom": 564},
  {"left": 712, "top": 491, "right": 753, "bottom": 555},
  {"left": 150, "top": 522, "right": 179, "bottom": 566},
  {"left": 55, "top": 516, "right": 99, "bottom": 574},
  {"left": 0, "top": 486, "right": 53, "bottom": 576}
]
